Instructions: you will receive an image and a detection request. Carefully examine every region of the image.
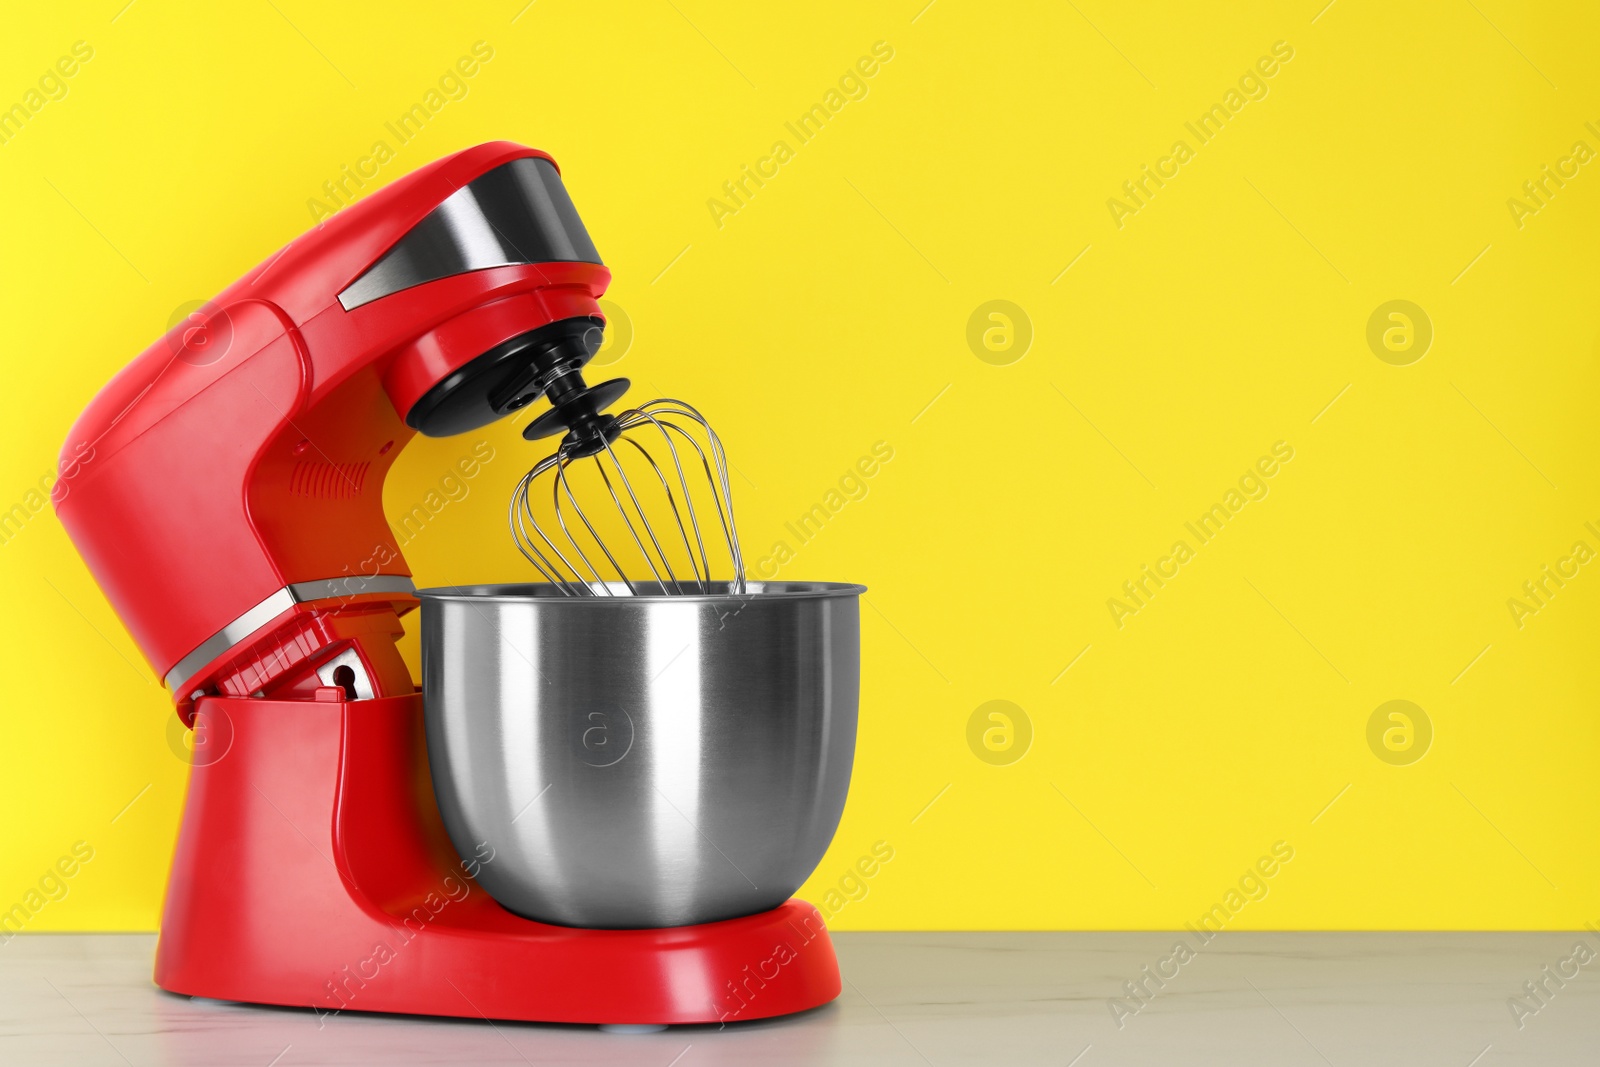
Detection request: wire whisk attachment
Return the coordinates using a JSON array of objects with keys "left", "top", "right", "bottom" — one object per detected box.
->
[{"left": 508, "top": 399, "right": 746, "bottom": 596}]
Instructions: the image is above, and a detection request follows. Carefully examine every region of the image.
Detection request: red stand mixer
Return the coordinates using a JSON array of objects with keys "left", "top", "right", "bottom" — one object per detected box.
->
[{"left": 52, "top": 142, "right": 848, "bottom": 1025}]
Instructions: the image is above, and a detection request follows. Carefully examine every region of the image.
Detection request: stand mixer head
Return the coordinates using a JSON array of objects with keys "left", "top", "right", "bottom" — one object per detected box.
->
[{"left": 54, "top": 143, "right": 620, "bottom": 708}]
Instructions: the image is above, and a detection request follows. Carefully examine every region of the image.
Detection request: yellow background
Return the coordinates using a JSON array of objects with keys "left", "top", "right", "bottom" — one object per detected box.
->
[{"left": 2, "top": 0, "right": 1597, "bottom": 932}]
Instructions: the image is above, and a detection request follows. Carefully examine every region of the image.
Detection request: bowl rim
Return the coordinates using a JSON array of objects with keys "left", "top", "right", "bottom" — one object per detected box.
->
[{"left": 415, "top": 580, "right": 868, "bottom": 603}]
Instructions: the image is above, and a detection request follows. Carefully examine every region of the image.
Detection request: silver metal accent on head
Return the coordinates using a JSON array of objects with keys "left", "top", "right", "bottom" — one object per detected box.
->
[
  {"left": 337, "top": 157, "right": 602, "bottom": 311},
  {"left": 508, "top": 399, "right": 746, "bottom": 596}
]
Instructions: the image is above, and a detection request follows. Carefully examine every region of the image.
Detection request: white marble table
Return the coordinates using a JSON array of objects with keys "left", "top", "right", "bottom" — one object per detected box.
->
[{"left": 0, "top": 932, "right": 1590, "bottom": 1064}]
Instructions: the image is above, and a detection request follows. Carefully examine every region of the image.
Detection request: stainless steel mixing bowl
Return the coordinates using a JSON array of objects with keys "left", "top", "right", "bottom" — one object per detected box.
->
[{"left": 418, "top": 581, "right": 863, "bottom": 929}]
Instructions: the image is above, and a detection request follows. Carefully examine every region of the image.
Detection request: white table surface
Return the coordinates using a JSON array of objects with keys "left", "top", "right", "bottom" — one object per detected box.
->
[{"left": 1, "top": 931, "right": 1591, "bottom": 1065}]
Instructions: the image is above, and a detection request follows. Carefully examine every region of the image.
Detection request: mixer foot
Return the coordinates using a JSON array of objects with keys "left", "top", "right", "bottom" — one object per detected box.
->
[{"left": 600, "top": 1024, "right": 670, "bottom": 1034}]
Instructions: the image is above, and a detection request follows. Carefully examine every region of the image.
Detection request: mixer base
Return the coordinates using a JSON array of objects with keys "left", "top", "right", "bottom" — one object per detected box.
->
[{"left": 154, "top": 692, "right": 841, "bottom": 1025}]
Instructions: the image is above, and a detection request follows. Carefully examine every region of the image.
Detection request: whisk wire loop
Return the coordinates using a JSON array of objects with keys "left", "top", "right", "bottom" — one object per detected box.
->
[{"left": 508, "top": 398, "right": 745, "bottom": 596}]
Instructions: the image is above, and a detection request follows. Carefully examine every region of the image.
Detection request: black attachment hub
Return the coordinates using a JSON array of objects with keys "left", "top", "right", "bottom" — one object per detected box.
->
[
  {"left": 521, "top": 377, "right": 630, "bottom": 457},
  {"left": 405, "top": 316, "right": 607, "bottom": 438}
]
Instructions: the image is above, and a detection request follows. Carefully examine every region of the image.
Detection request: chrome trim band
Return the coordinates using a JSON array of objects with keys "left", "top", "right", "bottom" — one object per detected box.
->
[{"left": 163, "top": 575, "right": 417, "bottom": 692}]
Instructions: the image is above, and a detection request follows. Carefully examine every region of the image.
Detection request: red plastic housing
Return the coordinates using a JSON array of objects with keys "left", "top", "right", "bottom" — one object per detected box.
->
[{"left": 157, "top": 692, "right": 841, "bottom": 1024}]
